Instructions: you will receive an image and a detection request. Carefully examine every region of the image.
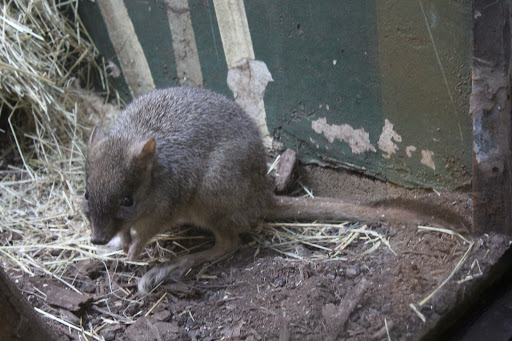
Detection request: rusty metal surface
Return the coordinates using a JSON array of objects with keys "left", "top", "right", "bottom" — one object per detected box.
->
[{"left": 471, "top": 0, "right": 512, "bottom": 234}]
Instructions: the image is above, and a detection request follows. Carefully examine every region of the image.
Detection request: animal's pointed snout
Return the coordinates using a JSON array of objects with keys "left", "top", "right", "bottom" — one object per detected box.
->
[
  {"left": 90, "top": 225, "right": 112, "bottom": 245},
  {"left": 90, "top": 235, "right": 109, "bottom": 245}
]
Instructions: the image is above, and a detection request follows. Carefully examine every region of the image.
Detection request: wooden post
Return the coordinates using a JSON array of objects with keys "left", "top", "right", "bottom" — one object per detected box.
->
[
  {"left": 471, "top": 0, "right": 512, "bottom": 234},
  {"left": 0, "top": 268, "right": 58, "bottom": 340}
]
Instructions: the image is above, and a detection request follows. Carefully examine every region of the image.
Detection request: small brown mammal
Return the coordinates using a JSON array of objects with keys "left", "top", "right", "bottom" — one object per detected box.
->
[
  {"left": 85, "top": 87, "right": 275, "bottom": 293},
  {"left": 84, "top": 87, "right": 456, "bottom": 293}
]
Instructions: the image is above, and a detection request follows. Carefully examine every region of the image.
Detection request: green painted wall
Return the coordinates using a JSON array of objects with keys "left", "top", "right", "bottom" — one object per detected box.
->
[
  {"left": 188, "top": 1, "right": 230, "bottom": 95},
  {"left": 246, "top": 1, "right": 384, "bottom": 172},
  {"left": 78, "top": 0, "right": 472, "bottom": 190},
  {"left": 374, "top": 0, "right": 472, "bottom": 188}
]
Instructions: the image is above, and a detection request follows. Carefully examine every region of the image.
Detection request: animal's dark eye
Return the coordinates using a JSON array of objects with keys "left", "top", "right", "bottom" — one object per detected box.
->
[
  {"left": 85, "top": 191, "right": 89, "bottom": 200},
  {"left": 121, "top": 196, "right": 134, "bottom": 207}
]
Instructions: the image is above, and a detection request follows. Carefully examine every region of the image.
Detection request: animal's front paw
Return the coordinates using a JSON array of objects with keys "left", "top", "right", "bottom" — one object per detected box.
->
[
  {"left": 127, "top": 237, "right": 147, "bottom": 261},
  {"left": 105, "top": 235, "right": 123, "bottom": 250},
  {"left": 138, "top": 258, "right": 188, "bottom": 294},
  {"left": 119, "top": 229, "right": 132, "bottom": 254},
  {"left": 127, "top": 243, "right": 142, "bottom": 261}
]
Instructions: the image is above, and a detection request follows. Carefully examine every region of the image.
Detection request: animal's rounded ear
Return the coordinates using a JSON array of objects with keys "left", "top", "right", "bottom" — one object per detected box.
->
[
  {"left": 141, "top": 138, "right": 156, "bottom": 155},
  {"left": 135, "top": 138, "right": 157, "bottom": 165},
  {"left": 89, "top": 126, "right": 105, "bottom": 146}
]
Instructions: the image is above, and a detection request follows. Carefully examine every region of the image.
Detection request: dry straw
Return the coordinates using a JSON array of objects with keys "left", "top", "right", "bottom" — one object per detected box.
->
[
  {"left": 0, "top": 0, "right": 115, "bottom": 276},
  {"left": 0, "top": 1, "right": 114, "bottom": 338}
]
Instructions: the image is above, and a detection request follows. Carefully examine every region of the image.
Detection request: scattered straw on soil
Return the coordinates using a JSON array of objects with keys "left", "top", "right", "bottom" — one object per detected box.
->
[
  {"left": 0, "top": 2, "right": 117, "bottom": 336},
  {"left": 409, "top": 225, "right": 475, "bottom": 323},
  {"left": 416, "top": 225, "right": 474, "bottom": 307},
  {"left": 253, "top": 222, "right": 394, "bottom": 261}
]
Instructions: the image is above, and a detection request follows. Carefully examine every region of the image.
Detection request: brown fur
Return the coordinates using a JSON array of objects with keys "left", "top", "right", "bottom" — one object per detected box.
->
[
  {"left": 84, "top": 87, "right": 461, "bottom": 294},
  {"left": 85, "top": 87, "right": 271, "bottom": 293}
]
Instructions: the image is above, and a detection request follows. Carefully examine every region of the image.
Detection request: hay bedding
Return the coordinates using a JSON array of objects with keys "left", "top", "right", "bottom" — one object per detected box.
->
[{"left": 0, "top": 1, "right": 508, "bottom": 340}]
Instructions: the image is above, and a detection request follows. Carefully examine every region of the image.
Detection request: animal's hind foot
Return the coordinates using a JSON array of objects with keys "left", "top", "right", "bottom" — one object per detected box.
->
[{"left": 138, "top": 257, "right": 188, "bottom": 294}]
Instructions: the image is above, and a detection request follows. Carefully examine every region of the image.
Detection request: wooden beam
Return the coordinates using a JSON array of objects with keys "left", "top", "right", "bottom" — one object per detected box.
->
[
  {"left": 97, "top": 0, "right": 155, "bottom": 98},
  {"left": 0, "top": 268, "right": 58, "bottom": 340}
]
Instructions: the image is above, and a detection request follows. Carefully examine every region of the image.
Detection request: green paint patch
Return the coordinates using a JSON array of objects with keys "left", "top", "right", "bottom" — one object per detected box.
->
[{"left": 189, "top": 0, "right": 230, "bottom": 96}]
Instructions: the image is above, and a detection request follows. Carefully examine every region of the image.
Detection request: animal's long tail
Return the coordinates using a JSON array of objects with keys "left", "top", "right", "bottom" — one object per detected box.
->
[
  {"left": 266, "top": 196, "right": 469, "bottom": 230},
  {"left": 266, "top": 196, "right": 381, "bottom": 222}
]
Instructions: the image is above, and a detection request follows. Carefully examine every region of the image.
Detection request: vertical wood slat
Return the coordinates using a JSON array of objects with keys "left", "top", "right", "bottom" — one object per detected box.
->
[{"left": 97, "top": 0, "right": 155, "bottom": 98}]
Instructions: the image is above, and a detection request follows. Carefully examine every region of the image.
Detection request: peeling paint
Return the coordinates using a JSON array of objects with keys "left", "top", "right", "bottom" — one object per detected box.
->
[
  {"left": 421, "top": 150, "right": 435, "bottom": 170},
  {"left": 311, "top": 117, "right": 376, "bottom": 154},
  {"left": 227, "top": 58, "right": 273, "bottom": 147},
  {"left": 405, "top": 146, "right": 417, "bottom": 158},
  {"left": 377, "top": 119, "right": 402, "bottom": 159},
  {"left": 309, "top": 137, "right": 320, "bottom": 149},
  {"left": 214, "top": 0, "right": 273, "bottom": 148}
]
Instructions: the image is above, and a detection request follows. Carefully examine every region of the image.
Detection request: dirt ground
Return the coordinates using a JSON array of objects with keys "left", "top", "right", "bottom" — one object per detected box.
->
[{"left": 4, "top": 165, "right": 511, "bottom": 340}]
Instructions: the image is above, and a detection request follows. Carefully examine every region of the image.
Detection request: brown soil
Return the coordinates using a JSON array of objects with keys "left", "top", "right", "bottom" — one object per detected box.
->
[{"left": 5, "top": 165, "right": 511, "bottom": 340}]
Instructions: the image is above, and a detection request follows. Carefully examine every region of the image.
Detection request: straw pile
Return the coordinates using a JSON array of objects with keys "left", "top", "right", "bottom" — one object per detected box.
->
[
  {"left": 0, "top": 0, "right": 114, "bottom": 276},
  {"left": 0, "top": 1, "right": 394, "bottom": 338}
]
